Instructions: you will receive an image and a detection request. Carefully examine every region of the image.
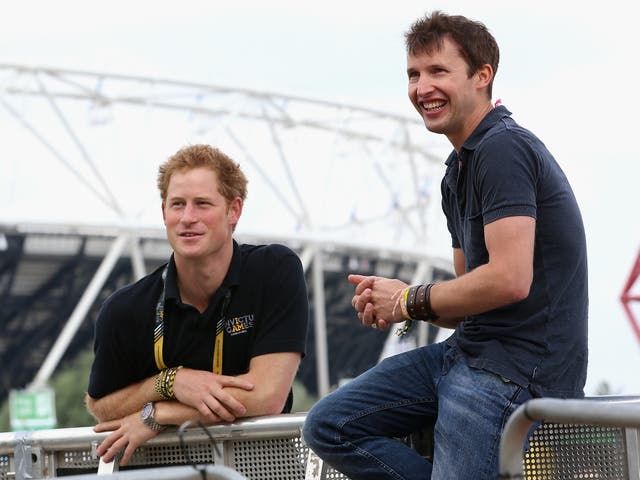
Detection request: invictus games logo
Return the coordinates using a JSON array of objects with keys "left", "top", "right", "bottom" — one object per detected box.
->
[{"left": 225, "top": 314, "right": 255, "bottom": 336}]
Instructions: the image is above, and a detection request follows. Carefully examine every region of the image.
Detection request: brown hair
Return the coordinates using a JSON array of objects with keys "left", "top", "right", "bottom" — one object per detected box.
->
[
  {"left": 405, "top": 11, "right": 499, "bottom": 97},
  {"left": 157, "top": 144, "right": 248, "bottom": 204}
]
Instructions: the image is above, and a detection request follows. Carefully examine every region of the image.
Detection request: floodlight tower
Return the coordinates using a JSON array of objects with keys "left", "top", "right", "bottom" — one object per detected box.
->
[{"left": 620, "top": 248, "right": 640, "bottom": 346}]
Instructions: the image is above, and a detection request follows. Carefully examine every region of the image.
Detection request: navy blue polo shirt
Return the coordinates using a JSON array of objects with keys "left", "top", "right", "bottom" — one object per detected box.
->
[
  {"left": 88, "top": 241, "right": 309, "bottom": 412},
  {"left": 441, "top": 106, "right": 588, "bottom": 398}
]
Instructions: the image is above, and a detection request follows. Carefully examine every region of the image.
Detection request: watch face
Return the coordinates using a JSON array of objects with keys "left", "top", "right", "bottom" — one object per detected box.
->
[
  {"left": 141, "top": 402, "right": 154, "bottom": 420},
  {"left": 141, "top": 401, "right": 166, "bottom": 431}
]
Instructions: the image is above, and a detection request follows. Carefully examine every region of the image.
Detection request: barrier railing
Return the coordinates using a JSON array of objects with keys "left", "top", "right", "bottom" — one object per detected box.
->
[
  {"left": 3, "top": 396, "right": 640, "bottom": 479},
  {"left": 499, "top": 396, "right": 640, "bottom": 479},
  {"left": 0, "top": 413, "right": 348, "bottom": 480}
]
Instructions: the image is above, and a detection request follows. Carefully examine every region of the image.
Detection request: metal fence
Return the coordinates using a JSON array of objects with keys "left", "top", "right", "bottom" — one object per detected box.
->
[
  {"left": 0, "top": 413, "right": 347, "bottom": 480},
  {"left": 500, "top": 397, "right": 640, "bottom": 479},
  {"left": 3, "top": 397, "right": 640, "bottom": 479}
]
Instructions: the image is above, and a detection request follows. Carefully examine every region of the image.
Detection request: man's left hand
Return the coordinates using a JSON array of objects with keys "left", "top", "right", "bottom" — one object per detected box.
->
[{"left": 94, "top": 411, "right": 159, "bottom": 466}]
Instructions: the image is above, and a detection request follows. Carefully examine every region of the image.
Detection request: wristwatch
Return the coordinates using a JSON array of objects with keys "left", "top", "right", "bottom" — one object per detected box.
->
[{"left": 141, "top": 402, "right": 166, "bottom": 432}]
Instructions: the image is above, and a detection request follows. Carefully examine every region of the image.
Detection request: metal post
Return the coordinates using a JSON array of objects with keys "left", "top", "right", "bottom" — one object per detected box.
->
[
  {"left": 29, "top": 234, "right": 129, "bottom": 389},
  {"left": 499, "top": 398, "right": 640, "bottom": 479},
  {"left": 129, "top": 235, "right": 147, "bottom": 281},
  {"left": 625, "top": 428, "right": 640, "bottom": 479},
  {"left": 312, "top": 249, "right": 330, "bottom": 398}
]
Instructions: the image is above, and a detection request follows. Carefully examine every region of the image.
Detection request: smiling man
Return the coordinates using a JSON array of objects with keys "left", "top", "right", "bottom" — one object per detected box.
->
[
  {"left": 303, "top": 11, "right": 588, "bottom": 480},
  {"left": 86, "top": 144, "right": 309, "bottom": 466}
]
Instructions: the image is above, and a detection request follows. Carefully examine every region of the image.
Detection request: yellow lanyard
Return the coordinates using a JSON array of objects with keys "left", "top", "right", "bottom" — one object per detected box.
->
[{"left": 154, "top": 265, "right": 230, "bottom": 374}]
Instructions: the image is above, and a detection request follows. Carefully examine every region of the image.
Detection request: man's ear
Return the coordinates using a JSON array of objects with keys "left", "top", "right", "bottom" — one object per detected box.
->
[
  {"left": 227, "top": 197, "right": 243, "bottom": 227},
  {"left": 161, "top": 202, "right": 167, "bottom": 225},
  {"left": 476, "top": 64, "right": 494, "bottom": 92}
]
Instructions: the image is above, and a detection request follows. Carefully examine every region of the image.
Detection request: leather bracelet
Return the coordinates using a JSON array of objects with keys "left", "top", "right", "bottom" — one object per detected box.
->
[
  {"left": 406, "top": 285, "right": 419, "bottom": 319},
  {"left": 414, "top": 284, "right": 428, "bottom": 318},
  {"left": 405, "top": 283, "right": 439, "bottom": 322},
  {"left": 422, "top": 283, "right": 439, "bottom": 321}
]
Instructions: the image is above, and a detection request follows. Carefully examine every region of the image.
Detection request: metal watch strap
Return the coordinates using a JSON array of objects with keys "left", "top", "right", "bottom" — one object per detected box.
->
[{"left": 141, "top": 402, "right": 166, "bottom": 432}]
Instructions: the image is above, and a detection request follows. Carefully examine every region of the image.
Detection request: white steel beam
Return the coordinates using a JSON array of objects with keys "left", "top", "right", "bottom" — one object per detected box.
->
[{"left": 29, "top": 234, "right": 130, "bottom": 389}]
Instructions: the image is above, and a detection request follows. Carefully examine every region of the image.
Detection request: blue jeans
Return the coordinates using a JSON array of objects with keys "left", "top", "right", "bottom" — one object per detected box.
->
[{"left": 302, "top": 342, "right": 532, "bottom": 480}]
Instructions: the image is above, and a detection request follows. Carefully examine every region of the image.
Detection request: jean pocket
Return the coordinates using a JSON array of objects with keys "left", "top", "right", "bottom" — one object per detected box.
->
[{"left": 441, "top": 344, "right": 461, "bottom": 376}]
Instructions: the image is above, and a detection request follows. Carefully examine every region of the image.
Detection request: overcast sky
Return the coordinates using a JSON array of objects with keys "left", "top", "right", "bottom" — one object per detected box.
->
[{"left": 1, "top": 0, "right": 639, "bottom": 395}]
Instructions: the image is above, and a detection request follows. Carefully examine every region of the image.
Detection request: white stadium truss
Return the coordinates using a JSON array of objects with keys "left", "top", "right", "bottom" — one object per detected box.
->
[{"left": 0, "top": 64, "right": 453, "bottom": 398}]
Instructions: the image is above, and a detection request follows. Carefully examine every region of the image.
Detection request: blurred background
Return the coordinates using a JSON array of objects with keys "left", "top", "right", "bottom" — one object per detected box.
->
[{"left": 1, "top": 0, "right": 639, "bottom": 430}]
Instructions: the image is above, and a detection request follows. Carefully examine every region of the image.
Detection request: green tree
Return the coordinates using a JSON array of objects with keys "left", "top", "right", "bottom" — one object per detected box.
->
[
  {"left": 0, "top": 399, "right": 9, "bottom": 431},
  {"left": 593, "top": 380, "right": 620, "bottom": 396},
  {"left": 50, "top": 348, "right": 95, "bottom": 428},
  {"left": 291, "top": 380, "right": 318, "bottom": 413}
]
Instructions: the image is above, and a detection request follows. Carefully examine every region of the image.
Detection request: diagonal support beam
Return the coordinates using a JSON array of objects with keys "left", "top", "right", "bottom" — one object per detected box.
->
[
  {"left": 621, "top": 248, "right": 640, "bottom": 346},
  {"left": 29, "top": 234, "right": 130, "bottom": 389}
]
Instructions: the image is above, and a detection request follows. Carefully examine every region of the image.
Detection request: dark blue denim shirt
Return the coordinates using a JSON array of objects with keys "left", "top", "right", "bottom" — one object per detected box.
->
[{"left": 442, "top": 106, "right": 588, "bottom": 398}]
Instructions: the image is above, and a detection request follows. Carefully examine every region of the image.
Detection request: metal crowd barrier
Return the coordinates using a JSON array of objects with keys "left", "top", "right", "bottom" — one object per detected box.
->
[
  {"left": 500, "top": 396, "right": 640, "bottom": 479},
  {"left": 3, "top": 396, "right": 640, "bottom": 479},
  {"left": 65, "top": 465, "right": 247, "bottom": 479},
  {"left": 0, "top": 413, "right": 347, "bottom": 480}
]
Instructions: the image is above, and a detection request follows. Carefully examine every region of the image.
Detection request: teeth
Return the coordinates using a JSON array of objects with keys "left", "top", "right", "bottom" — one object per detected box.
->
[{"left": 422, "top": 101, "right": 445, "bottom": 111}]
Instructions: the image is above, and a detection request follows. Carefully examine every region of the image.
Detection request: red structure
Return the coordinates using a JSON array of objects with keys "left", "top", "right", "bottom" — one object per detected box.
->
[{"left": 621, "top": 248, "right": 640, "bottom": 345}]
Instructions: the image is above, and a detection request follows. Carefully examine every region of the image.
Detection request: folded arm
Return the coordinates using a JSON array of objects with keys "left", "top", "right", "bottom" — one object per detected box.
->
[
  {"left": 86, "top": 377, "right": 156, "bottom": 423},
  {"left": 86, "top": 370, "right": 253, "bottom": 423},
  {"left": 92, "top": 351, "right": 301, "bottom": 466}
]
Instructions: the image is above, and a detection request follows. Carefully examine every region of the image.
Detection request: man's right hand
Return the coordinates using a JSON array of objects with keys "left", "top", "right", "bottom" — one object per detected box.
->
[
  {"left": 173, "top": 368, "right": 254, "bottom": 422},
  {"left": 348, "top": 274, "right": 408, "bottom": 330}
]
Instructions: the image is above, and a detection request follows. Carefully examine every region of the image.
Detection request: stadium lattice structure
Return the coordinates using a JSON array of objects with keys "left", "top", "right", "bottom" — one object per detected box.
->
[{"left": 0, "top": 64, "right": 454, "bottom": 405}]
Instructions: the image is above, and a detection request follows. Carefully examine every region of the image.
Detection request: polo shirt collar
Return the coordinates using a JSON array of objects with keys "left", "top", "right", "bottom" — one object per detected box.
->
[
  {"left": 164, "top": 240, "right": 242, "bottom": 303},
  {"left": 461, "top": 105, "right": 512, "bottom": 152},
  {"left": 443, "top": 105, "right": 512, "bottom": 192},
  {"left": 444, "top": 105, "right": 512, "bottom": 170}
]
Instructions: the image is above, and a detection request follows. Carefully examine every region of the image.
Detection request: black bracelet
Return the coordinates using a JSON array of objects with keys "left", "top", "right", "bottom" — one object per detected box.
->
[
  {"left": 406, "top": 283, "right": 439, "bottom": 322},
  {"left": 406, "top": 285, "right": 419, "bottom": 319},
  {"left": 423, "top": 283, "right": 439, "bottom": 321},
  {"left": 414, "top": 284, "right": 427, "bottom": 318}
]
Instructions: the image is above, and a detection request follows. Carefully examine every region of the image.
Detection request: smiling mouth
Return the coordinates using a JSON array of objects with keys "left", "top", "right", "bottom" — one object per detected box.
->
[
  {"left": 179, "top": 232, "right": 201, "bottom": 237},
  {"left": 422, "top": 101, "right": 446, "bottom": 111}
]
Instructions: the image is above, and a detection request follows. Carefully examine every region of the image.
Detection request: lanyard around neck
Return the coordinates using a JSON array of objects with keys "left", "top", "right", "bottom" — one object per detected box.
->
[{"left": 154, "top": 265, "right": 230, "bottom": 374}]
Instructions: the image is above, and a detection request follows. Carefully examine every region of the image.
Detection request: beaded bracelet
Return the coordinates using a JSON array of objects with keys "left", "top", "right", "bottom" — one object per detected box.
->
[
  {"left": 155, "top": 366, "right": 183, "bottom": 400},
  {"left": 154, "top": 369, "right": 168, "bottom": 400},
  {"left": 164, "top": 366, "right": 182, "bottom": 399}
]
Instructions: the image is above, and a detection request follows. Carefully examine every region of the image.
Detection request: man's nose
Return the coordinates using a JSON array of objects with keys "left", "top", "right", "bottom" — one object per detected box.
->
[
  {"left": 416, "top": 75, "right": 434, "bottom": 96},
  {"left": 180, "top": 203, "right": 197, "bottom": 223}
]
